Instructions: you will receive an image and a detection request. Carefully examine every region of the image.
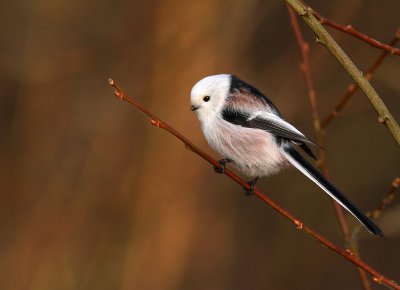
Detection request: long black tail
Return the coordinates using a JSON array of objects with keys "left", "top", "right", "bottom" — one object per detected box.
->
[{"left": 283, "top": 146, "right": 383, "bottom": 237}]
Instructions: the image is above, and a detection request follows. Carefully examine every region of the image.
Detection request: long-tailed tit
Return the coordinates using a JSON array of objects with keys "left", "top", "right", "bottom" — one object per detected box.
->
[{"left": 190, "top": 74, "right": 383, "bottom": 236}]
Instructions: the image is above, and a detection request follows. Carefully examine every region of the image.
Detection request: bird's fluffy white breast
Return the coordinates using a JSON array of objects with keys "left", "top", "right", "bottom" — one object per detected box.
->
[{"left": 201, "top": 115, "right": 286, "bottom": 177}]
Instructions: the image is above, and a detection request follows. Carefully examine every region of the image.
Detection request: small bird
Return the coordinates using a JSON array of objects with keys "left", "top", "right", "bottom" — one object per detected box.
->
[{"left": 190, "top": 74, "right": 383, "bottom": 236}]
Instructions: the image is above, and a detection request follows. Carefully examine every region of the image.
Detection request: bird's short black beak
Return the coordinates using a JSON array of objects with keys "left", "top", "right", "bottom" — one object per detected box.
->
[{"left": 190, "top": 105, "right": 199, "bottom": 111}]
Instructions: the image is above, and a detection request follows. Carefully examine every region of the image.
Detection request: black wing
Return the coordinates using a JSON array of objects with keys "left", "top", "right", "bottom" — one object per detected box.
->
[{"left": 222, "top": 109, "right": 318, "bottom": 159}]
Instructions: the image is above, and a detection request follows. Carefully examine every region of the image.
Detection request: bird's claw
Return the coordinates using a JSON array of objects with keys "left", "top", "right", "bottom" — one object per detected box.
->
[
  {"left": 213, "top": 159, "right": 231, "bottom": 174},
  {"left": 243, "top": 176, "right": 259, "bottom": 196}
]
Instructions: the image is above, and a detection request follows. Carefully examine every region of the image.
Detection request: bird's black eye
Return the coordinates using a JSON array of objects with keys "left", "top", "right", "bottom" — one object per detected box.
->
[{"left": 203, "top": 96, "right": 210, "bottom": 102}]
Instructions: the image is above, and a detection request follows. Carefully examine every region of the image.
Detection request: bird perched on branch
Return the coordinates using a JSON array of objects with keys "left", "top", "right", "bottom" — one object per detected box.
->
[{"left": 190, "top": 74, "right": 383, "bottom": 236}]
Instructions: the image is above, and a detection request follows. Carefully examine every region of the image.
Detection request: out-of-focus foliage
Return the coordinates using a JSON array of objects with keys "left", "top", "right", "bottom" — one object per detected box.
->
[{"left": 0, "top": 0, "right": 399, "bottom": 289}]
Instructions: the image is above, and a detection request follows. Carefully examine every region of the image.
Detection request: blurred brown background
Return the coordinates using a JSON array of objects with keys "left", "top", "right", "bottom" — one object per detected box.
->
[{"left": 1, "top": 0, "right": 399, "bottom": 289}]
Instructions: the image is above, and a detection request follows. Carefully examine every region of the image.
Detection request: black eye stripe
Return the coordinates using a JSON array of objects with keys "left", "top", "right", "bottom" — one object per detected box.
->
[{"left": 203, "top": 96, "right": 210, "bottom": 102}]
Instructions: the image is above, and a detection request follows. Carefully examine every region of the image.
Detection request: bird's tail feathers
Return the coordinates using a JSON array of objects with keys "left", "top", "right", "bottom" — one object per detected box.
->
[{"left": 283, "top": 146, "right": 383, "bottom": 237}]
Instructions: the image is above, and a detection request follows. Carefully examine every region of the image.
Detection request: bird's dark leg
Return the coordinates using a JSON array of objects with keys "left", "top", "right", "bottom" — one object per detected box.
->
[
  {"left": 244, "top": 176, "right": 259, "bottom": 196},
  {"left": 214, "top": 158, "right": 232, "bottom": 174}
]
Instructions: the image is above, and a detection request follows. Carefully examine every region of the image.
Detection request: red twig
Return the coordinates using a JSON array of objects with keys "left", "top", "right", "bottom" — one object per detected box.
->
[
  {"left": 323, "top": 29, "right": 400, "bottom": 128},
  {"left": 369, "top": 177, "right": 400, "bottom": 219},
  {"left": 109, "top": 78, "right": 400, "bottom": 290},
  {"left": 351, "top": 177, "right": 400, "bottom": 254},
  {"left": 287, "top": 6, "right": 320, "bottom": 132},
  {"left": 310, "top": 9, "right": 400, "bottom": 56},
  {"left": 287, "top": 7, "right": 371, "bottom": 289}
]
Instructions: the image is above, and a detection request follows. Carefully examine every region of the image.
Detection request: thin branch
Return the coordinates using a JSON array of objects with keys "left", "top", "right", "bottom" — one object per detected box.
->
[
  {"left": 109, "top": 78, "right": 400, "bottom": 290},
  {"left": 286, "top": 0, "right": 400, "bottom": 145},
  {"left": 310, "top": 8, "right": 400, "bottom": 56},
  {"left": 368, "top": 177, "right": 400, "bottom": 219},
  {"left": 287, "top": 4, "right": 350, "bottom": 239},
  {"left": 351, "top": 177, "right": 400, "bottom": 253},
  {"left": 323, "top": 30, "right": 400, "bottom": 128},
  {"left": 287, "top": 7, "right": 371, "bottom": 290},
  {"left": 287, "top": 6, "right": 321, "bottom": 133}
]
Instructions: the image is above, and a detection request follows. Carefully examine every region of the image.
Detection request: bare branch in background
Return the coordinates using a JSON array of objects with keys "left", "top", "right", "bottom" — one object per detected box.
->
[
  {"left": 351, "top": 177, "right": 399, "bottom": 260},
  {"left": 369, "top": 177, "right": 400, "bottom": 219},
  {"left": 286, "top": 0, "right": 400, "bottom": 145},
  {"left": 310, "top": 9, "right": 400, "bottom": 56},
  {"left": 286, "top": 6, "right": 321, "bottom": 133},
  {"left": 287, "top": 7, "right": 372, "bottom": 290},
  {"left": 323, "top": 30, "right": 400, "bottom": 128},
  {"left": 286, "top": 5, "right": 350, "bottom": 238},
  {"left": 108, "top": 79, "right": 400, "bottom": 290}
]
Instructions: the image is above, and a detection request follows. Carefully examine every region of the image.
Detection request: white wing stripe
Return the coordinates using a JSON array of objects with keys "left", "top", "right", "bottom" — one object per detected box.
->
[{"left": 248, "top": 111, "right": 305, "bottom": 137}]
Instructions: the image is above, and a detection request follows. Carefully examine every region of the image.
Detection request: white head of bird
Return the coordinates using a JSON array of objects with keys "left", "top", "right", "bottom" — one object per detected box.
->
[{"left": 190, "top": 74, "right": 231, "bottom": 122}]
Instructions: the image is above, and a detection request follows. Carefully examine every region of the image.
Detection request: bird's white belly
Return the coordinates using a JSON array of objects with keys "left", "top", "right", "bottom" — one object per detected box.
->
[{"left": 203, "top": 120, "right": 286, "bottom": 177}]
